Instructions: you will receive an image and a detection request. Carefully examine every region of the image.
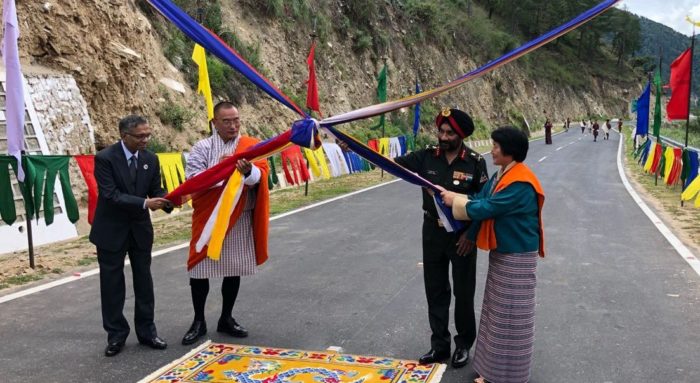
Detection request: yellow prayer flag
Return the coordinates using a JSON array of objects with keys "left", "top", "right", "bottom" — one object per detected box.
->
[
  {"left": 378, "top": 137, "right": 391, "bottom": 157},
  {"left": 157, "top": 153, "right": 186, "bottom": 193},
  {"left": 192, "top": 44, "right": 214, "bottom": 122},
  {"left": 643, "top": 142, "right": 656, "bottom": 172},
  {"left": 663, "top": 148, "right": 674, "bottom": 184},
  {"left": 686, "top": 16, "right": 700, "bottom": 27},
  {"left": 682, "top": 176, "right": 700, "bottom": 201},
  {"left": 303, "top": 147, "right": 331, "bottom": 179}
]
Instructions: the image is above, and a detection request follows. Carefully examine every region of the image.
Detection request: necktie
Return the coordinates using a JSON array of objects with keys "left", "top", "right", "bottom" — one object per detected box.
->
[{"left": 129, "top": 156, "right": 137, "bottom": 183}]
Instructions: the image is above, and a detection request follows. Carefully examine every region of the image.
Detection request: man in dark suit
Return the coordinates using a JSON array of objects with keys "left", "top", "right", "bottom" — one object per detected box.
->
[{"left": 90, "top": 115, "right": 173, "bottom": 357}]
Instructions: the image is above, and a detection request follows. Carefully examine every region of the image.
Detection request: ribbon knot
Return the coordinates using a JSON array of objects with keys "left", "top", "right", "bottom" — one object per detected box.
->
[{"left": 290, "top": 117, "right": 321, "bottom": 149}]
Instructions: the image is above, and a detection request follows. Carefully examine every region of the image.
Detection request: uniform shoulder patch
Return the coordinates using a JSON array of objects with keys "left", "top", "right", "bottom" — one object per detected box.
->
[{"left": 466, "top": 148, "right": 482, "bottom": 161}]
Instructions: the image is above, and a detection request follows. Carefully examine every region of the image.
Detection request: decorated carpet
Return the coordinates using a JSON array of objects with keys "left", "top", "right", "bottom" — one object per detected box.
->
[{"left": 140, "top": 342, "right": 445, "bottom": 383}]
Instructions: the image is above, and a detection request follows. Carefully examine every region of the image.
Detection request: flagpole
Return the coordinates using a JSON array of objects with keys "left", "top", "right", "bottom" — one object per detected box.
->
[
  {"left": 684, "top": 28, "right": 695, "bottom": 149},
  {"left": 21, "top": 152, "right": 35, "bottom": 269},
  {"left": 681, "top": 27, "right": 695, "bottom": 207},
  {"left": 655, "top": 53, "right": 662, "bottom": 186},
  {"left": 305, "top": 22, "right": 317, "bottom": 197},
  {"left": 380, "top": 55, "right": 388, "bottom": 179}
]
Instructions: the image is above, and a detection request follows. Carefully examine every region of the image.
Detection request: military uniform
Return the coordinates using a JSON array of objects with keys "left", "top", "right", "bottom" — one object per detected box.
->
[{"left": 395, "top": 143, "right": 488, "bottom": 356}]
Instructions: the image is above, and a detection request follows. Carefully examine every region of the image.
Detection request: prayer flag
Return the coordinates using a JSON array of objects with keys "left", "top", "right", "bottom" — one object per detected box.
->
[
  {"left": 635, "top": 82, "right": 650, "bottom": 137},
  {"left": 74, "top": 155, "right": 97, "bottom": 224},
  {"left": 305, "top": 41, "right": 320, "bottom": 115},
  {"left": 2, "top": 0, "right": 24, "bottom": 181},
  {"left": 413, "top": 81, "right": 422, "bottom": 137},
  {"left": 372, "top": 64, "right": 387, "bottom": 130},
  {"left": 653, "top": 69, "right": 662, "bottom": 138},
  {"left": 192, "top": 44, "right": 214, "bottom": 122},
  {"left": 666, "top": 48, "right": 692, "bottom": 120}
]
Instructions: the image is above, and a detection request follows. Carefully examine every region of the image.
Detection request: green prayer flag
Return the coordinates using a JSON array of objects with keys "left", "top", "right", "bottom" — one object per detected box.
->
[
  {"left": 267, "top": 157, "right": 278, "bottom": 190},
  {"left": 681, "top": 149, "right": 691, "bottom": 183},
  {"left": 653, "top": 69, "right": 662, "bottom": 139},
  {"left": 23, "top": 155, "right": 79, "bottom": 225},
  {"left": 372, "top": 64, "right": 388, "bottom": 131},
  {"left": 656, "top": 146, "right": 666, "bottom": 178},
  {"left": 406, "top": 135, "right": 416, "bottom": 152},
  {"left": 0, "top": 156, "right": 18, "bottom": 225}
]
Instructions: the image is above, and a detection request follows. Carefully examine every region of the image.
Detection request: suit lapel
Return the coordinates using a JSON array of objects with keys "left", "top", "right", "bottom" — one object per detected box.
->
[{"left": 114, "top": 143, "right": 136, "bottom": 195}]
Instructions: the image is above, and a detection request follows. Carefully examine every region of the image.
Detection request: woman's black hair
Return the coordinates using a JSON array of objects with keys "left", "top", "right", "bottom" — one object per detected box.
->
[{"left": 491, "top": 126, "right": 529, "bottom": 162}]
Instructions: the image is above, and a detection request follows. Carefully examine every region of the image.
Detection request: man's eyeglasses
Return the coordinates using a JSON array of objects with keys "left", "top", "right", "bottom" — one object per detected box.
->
[
  {"left": 218, "top": 118, "right": 240, "bottom": 126},
  {"left": 125, "top": 132, "right": 152, "bottom": 141}
]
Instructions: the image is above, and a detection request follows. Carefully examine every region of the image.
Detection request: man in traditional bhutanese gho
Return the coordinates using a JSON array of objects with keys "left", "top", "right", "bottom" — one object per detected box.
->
[
  {"left": 180, "top": 101, "right": 270, "bottom": 346},
  {"left": 394, "top": 108, "right": 488, "bottom": 368}
]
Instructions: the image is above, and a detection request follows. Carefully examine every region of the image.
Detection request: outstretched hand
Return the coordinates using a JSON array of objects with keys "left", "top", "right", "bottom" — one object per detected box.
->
[{"left": 440, "top": 190, "right": 456, "bottom": 207}]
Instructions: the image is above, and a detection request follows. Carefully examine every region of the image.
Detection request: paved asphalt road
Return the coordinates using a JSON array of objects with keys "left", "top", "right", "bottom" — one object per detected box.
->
[{"left": 1, "top": 128, "right": 699, "bottom": 382}]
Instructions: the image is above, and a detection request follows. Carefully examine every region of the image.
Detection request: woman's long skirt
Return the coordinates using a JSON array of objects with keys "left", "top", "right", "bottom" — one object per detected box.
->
[{"left": 472, "top": 250, "right": 538, "bottom": 383}]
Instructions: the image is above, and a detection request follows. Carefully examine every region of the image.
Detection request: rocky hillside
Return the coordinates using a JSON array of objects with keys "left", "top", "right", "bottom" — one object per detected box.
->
[{"left": 14, "top": 0, "right": 642, "bottom": 150}]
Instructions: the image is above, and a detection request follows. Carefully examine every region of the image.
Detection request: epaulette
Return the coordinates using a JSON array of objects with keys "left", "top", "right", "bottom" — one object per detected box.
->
[
  {"left": 427, "top": 145, "right": 441, "bottom": 157},
  {"left": 465, "top": 147, "right": 482, "bottom": 162}
]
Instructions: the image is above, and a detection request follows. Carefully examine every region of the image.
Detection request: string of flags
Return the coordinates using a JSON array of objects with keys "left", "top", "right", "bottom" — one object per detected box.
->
[
  {"left": 632, "top": 24, "right": 699, "bottom": 206},
  {"left": 0, "top": 133, "right": 412, "bottom": 226}
]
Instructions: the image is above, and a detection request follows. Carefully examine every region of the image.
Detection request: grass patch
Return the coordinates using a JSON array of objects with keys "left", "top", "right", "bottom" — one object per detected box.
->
[
  {"left": 76, "top": 257, "right": 97, "bottom": 267},
  {"left": 3, "top": 273, "right": 44, "bottom": 286},
  {"left": 623, "top": 127, "right": 700, "bottom": 245}
]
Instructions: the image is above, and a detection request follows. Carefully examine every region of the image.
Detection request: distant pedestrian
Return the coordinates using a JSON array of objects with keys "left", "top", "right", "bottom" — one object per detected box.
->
[
  {"left": 617, "top": 119, "right": 623, "bottom": 133},
  {"left": 592, "top": 120, "right": 600, "bottom": 142},
  {"left": 580, "top": 120, "right": 586, "bottom": 134},
  {"left": 544, "top": 118, "right": 553, "bottom": 145},
  {"left": 602, "top": 119, "right": 610, "bottom": 140}
]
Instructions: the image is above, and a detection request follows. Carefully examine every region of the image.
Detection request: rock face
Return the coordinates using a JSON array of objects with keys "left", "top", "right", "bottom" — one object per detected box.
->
[
  {"left": 18, "top": 0, "right": 204, "bottom": 149},
  {"left": 15, "top": 1, "right": 637, "bottom": 148}
]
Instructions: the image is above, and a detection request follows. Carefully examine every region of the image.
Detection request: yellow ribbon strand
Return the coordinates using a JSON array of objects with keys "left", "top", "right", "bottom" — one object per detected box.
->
[{"left": 207, "top": 170, "right": 244, "bottom": 260}]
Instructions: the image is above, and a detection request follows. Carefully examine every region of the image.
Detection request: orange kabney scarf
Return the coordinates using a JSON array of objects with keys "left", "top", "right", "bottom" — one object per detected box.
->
[
  {"left": 475, "top": 162, "right": 546, "bottom": 257},
  {"left": 187, "top": 136, "right": 270, "bottom": 270}
]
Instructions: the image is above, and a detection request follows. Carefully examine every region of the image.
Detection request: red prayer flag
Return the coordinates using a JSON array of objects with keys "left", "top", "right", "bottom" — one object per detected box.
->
[
  {"left": 74, "top": 155, "right": 97, "bottom": 224},
  {"left": 280, "top": 146, "right": 310, "bottom": 185},
  {"left": 666, "top": 48, "right": 692, "bottom": 120},
  {"left": 305, "top": 41, "right": 321, "bottom": 115}
]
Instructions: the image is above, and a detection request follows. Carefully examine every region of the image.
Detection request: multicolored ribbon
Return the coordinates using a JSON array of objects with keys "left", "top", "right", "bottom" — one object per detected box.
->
[{"left": 149, "top": 0, "right": 620, "bottom": 230}]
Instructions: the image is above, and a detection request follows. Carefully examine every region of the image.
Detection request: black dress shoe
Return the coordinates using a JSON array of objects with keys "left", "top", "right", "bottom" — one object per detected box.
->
[
  {"left": 418, "top": 349, "right": 450, "bottom": 365},
  {"left": 104, "top": 341, "right": 125, "bottom": 357},
  {"left": 182, "top": 320, "right": 207, "bottom": 345},
  {"left": 137, "top": 335, "right": 168, "bottom": 350},
  {"left": 217, "top": 317, "right": 248, "bottom": 338},
  {"left": 451, "top": 347, "right": 469, "bottom": 368}
]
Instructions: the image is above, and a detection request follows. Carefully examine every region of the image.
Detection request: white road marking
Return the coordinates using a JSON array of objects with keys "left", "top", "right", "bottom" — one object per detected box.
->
[
  {"left": 616, "top": 136, "right": 700, "bottom": 277},
  {"left": 0, "top": 180, "right": 403, "bottom": 304},
  {"left": 538, "top": 156, "right": 547, "bottom": 162},
  {"left": 556, "top": 146, "right": 564, "bottom": 151}
]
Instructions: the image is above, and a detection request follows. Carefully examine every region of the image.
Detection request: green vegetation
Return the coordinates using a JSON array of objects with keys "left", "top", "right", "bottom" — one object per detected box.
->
[
  {"left": 157, "top": 101, "right": 194, "bottom": 132},
  {"left": 140, "top": 0, "right": 266, "bottom": 105},
  {"left": 146, "top": 136, "right": 171, "bottom": 153}
]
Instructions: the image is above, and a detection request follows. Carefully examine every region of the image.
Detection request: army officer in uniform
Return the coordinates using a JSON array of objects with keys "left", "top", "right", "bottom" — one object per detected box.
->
[{"left": 394, "top": 108, "right": 488, "bottom": 368}]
